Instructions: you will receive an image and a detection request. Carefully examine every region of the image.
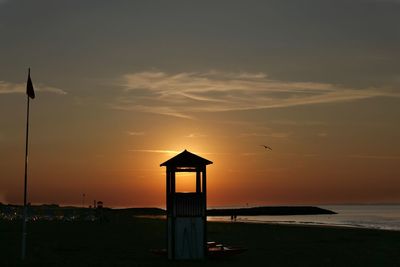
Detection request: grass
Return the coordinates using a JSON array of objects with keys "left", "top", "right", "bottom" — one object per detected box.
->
[{"left": 1, "top": 217, "right": 400, "bottom": 266}]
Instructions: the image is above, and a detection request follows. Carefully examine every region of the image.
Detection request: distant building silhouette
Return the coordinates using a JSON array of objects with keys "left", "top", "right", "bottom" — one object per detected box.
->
[{"left": 95, "top": 201, "right": 105, "bottom": 222}]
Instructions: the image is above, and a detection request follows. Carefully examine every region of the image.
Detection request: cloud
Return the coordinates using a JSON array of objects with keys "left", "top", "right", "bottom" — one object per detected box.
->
[
  {"left": 129, "top": 149, "right": 220, "bottom": 156},
  {"left": 348, "top": 154, "right": 400, "bottom": 160},
  {"left": 129, "top": 149, "right": 181, "bottom": 154},
  {"left": 0, "top": 81, "right": 66, "bottom": 95},
  {"left": 113, "top": 71, "right": 399, "bottom": 119},
  {"left": 113, "top": 103, "right": 192, "bottom": 119},
  {"left": 127, "top": 131, "right": 145, "bottom": 136},
  {"left": 185, "top": 133, "right": 207, "bottom": 138},
  {"left": 270, "top": 120, "right": 327, "bottom": 126},
  {"left": 240, "top": 132, "right": 290, "bottom": 138}
]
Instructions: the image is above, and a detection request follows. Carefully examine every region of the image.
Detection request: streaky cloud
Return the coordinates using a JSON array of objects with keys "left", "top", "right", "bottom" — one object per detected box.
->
[
  {"left": 129, "top": 149, "right": 181, "bottom": 154},
  {"left": 114, "top": 71, "right": 400, "bottom": 119},
  {"left": 129, "top": 149, "right": 221, "bottom": 156},
  {"left": 185, "top": 133, "right": 207, "bottom": 138},
  {"left": 0, "top": 81, "right": 66, "bottom": 95},
  {"left": 240, "top": 132, "right": 290, "bottom": 138},
  {"left": 111, "top": 101, "right": 193, "bottom": 119},
  {"left": 348, "top": 154, "right": 400, "bottom": 160},
  {"left": 127, "top": 131, "right": 145, "bottom": 136}
]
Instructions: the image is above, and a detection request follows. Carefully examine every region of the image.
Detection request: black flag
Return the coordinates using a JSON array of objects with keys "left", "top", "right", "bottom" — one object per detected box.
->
[{"left": 26, "top": 69, "right": 35, "bottom": 99}]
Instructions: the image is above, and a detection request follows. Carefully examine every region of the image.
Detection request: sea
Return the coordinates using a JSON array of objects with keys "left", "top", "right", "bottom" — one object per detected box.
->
[{"left": 207, "top": 205, "right": 400, "bottom": 231}]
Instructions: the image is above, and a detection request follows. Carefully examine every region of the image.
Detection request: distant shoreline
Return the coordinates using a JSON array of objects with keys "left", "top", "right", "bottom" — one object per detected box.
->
[
  {"left": 207, "top": 206, "right": 336, "bottom": 216},
  {"left": 0, "top": 203, "right": 335, "bottom": 217}
]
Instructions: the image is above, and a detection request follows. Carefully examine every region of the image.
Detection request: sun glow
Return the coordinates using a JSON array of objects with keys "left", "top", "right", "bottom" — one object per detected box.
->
[{"left": 175, "top": 172, "right": 197, "bottom": 193}]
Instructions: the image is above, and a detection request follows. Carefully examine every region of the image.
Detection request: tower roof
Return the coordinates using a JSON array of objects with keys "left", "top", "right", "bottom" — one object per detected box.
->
[{"left": 160, "top": 150, "right": 213, "bottom": 167}]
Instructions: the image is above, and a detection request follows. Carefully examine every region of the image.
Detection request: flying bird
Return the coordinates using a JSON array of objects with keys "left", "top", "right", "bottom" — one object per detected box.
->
[{"left": 260, "top": 145, "right": 272, "bottom": 150}]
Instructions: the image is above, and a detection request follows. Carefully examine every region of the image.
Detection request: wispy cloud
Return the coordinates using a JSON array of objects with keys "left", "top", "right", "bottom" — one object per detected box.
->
[
  {"left": 270, "top": 120, "right": 327, "bottom": 126},
  {"left": 0, "top": 81, "right": 66, "bottom": 95},
  {"left": 240, "top": 132, "right": 290, "bottom": 138},
  {"left": 348, "top": 154, "right": 400, "bottom": 160},
  {"left": 127, "top": 131, "right": 145, "bottom": 136},
  {"left": 129, "top": 149, "right": 181, "bottom": 154},
  {"left": 113, "top": 71, "right": 399, "bottom": 119},
  {"left": 185, "top": 133, "right": 207, "bottom": 138},
  {"left": 129, "top": 149, "right": 220, "bottom": 156}
]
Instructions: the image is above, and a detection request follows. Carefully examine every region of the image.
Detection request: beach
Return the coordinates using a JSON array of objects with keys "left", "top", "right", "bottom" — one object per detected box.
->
[{"left": 1, "top": 216, "right": 399, "bottom": 266}]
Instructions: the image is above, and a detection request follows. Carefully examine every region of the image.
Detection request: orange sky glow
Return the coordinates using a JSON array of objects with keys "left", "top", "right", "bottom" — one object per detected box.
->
[{"left": 1, "top": 1, "right": 400, "bottom": 208}]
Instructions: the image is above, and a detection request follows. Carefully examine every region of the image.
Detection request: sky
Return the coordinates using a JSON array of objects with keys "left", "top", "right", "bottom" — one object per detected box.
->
[{"left": 1, "top": 0, "right": 400, "bottom": 207}]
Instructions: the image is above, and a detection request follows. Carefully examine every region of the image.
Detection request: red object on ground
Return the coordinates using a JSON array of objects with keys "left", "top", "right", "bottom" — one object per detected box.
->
[{"left": 150, "top": 241, "right": 247, "bottom": 258}]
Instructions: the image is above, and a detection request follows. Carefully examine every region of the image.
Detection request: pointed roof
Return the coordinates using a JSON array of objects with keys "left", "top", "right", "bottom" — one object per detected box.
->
[{"left": 160, "top": 150, "right": 213, "bottom": 167}]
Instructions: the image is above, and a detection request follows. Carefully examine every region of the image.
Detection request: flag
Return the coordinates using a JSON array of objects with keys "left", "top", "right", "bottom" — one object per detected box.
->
[{"left": 26, "top": 69, "right": 35, "bottom": 99}]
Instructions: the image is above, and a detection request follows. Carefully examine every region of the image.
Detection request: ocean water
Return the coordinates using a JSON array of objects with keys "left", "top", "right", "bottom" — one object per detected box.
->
[{"left": 207, "top": 205, "right": 400, "bottom": 231}]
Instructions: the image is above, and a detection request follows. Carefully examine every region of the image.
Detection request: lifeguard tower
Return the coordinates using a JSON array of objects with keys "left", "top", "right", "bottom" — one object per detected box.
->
[{"left": 160, "top": 150, "right": 212, "bottom": 260}]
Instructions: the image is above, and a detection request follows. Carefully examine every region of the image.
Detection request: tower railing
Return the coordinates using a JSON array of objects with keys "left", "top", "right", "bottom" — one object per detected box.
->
[{"left": 173, "top": 193, "right": 205, "bottom": 217}]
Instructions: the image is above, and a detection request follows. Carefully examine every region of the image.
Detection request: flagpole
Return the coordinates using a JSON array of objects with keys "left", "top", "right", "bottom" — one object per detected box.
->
[{"left": 21, "top": 69, "right": 31, "bottom": 261}]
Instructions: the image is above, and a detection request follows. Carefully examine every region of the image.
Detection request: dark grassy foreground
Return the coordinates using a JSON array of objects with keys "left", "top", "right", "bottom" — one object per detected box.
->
[{"left": 1, "top": 217, "right": 400, "bottom": 267}]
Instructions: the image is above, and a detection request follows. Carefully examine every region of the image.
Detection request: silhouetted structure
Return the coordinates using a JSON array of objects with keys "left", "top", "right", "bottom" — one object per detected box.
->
[
  {"left": 96, "top": 201, "right": 104, "bottom": 222},
  {"left": 21, "top": 68, "right": 35, "bottom": 260},
  {"left": 161, "top": 150, "right": 212, "bottom": 260}
]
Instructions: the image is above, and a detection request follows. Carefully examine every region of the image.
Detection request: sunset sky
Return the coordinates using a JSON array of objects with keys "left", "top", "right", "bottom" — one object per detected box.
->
[{"left": 1, "top": 0, "right": 400, "bottom": 207}]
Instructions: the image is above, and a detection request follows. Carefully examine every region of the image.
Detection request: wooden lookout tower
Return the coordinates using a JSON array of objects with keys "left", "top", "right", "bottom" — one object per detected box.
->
[{"left": 160, "top": 150, "right": 213, "bottom": 260}]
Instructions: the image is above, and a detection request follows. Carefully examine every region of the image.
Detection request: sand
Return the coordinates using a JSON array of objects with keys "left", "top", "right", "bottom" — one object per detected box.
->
[{"left": 1, "top": 217, "right": 399, "bottom": 266}]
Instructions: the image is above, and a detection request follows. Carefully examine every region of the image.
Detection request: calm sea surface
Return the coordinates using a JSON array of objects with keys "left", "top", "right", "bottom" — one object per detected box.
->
[{"left": 207, "top": 205, "right": 400, "bottom": 231}]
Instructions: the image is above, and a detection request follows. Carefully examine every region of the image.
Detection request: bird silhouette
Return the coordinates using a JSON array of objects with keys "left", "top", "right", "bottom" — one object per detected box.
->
[{"left": 260, "top": 145, "right": 272, "bottom": 150}]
